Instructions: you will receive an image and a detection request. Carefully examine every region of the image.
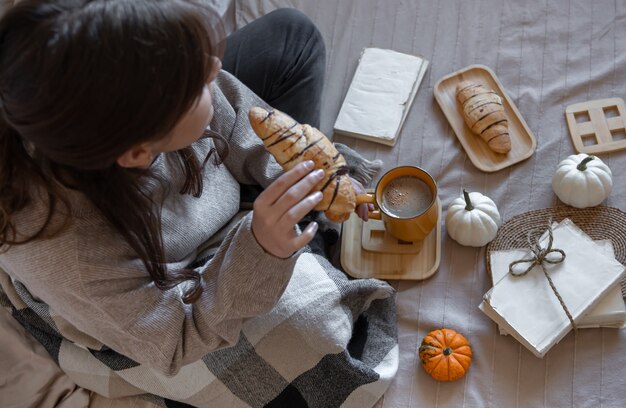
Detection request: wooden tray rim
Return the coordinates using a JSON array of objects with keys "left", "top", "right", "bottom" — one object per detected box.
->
[
  {"left": 339, "top": 198, "right": 442, "bottom": 281},
  {"left": 433, "top": 64, "right": 537, "bottom": 172}
]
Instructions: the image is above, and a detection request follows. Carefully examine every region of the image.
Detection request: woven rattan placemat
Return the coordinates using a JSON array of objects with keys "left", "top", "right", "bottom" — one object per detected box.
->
[{"left": 485, "top": 206, "right": 626, "bottom": 298}]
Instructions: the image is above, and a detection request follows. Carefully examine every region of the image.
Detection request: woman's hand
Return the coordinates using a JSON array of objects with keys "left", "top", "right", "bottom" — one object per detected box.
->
[
  {"left": 351, "top": 177, "right": 374, "bottom": 222},
  {"left": 252, "top": 160, "right": 325, "bottom": 258}
]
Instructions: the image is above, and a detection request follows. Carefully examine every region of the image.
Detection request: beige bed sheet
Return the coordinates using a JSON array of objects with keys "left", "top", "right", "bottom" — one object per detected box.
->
[
  {"left": 0, "top": 308, "right": 89, "bottom": 408},
  {"left": 238, "top": 1, "right": 626, "bottom": 407},
  {"left": 0, "top": 306, "right": 165, "bottom": 407}
]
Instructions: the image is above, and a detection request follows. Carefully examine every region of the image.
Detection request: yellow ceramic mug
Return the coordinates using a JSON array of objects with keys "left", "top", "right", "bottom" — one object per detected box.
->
[{"left": 356, "top": 166, "right": 438, "bottom": 242}]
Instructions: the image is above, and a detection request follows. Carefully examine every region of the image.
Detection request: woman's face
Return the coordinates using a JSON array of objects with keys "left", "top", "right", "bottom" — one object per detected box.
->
[
  {"left": 116, "top": 57, "right": 222, "bottom": 169},
  {"left": 153, "top": 57, "right": 223, "bottom": 153}
]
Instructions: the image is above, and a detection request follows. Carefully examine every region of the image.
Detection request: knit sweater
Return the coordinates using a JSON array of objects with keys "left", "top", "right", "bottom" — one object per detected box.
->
[{"left": 0, "top": 71, "right": 300, "bottom": 376}]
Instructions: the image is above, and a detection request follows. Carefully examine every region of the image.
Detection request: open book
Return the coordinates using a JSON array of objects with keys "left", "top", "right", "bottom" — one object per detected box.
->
[{"left": 333, "top": 48, "right": 428, "bottom": 146}]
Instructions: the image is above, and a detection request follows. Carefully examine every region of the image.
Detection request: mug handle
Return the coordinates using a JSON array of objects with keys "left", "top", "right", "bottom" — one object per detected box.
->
[{"left": 355, "top": 194, "right": 381, "bottom": 220}]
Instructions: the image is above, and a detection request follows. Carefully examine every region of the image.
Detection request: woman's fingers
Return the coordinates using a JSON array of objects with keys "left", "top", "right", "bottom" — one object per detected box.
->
[
  {"left": 291, "top": 221, "right": 319, "bottom": 249},
  {"left": 280, "top": 191, "right": 323, "bottom": 225},
  {"left": 257, "top": 160, "right": 315, "bottom": 207},
  {"left": 273, "top": 168, "right": 325, "bottom": 217},
  {"left": 357, "top": 203, "right": 369, "bottom": 221},
  {"left": 351, "top": 177, "right": 371, "bottom": 221},
  {"left": 251, "top": 161, "right": 326, "bottom": 258}
]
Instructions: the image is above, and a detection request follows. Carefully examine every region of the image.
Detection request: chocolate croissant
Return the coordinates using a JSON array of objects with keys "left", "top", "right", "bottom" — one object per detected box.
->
[
  {"left": 456, "top": 81, "right": 511, "bottom": 154},
  {"left": 248, "top": 107, "right": 356, "bottom": 223}
]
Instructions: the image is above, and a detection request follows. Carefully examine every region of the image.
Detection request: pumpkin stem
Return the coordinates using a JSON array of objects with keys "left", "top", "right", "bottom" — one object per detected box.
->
[
  {"left": 463, "top": 189, "right": 473, "bottom": 211},
  {"left": 443, "top": 347, "right": 453, "bottom": 356},
  {"left": 576, "top": 155, "right": 595, "bottom": 171}
]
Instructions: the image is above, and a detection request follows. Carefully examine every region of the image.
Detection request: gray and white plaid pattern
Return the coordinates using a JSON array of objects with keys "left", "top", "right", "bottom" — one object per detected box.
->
[
  {"left": 0, "top": 70, "right": 397, "bottom": 407},
  {"left": 1, "top": 252, "right": 398, "bottom": 407}
]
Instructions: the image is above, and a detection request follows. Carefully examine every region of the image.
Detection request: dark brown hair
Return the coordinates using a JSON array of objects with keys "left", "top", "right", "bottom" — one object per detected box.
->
[{"left": 0, "top": 0, "right": 226, "bottom": 303}]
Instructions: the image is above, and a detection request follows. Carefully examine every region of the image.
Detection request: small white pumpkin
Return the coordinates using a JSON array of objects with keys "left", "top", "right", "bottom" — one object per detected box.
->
[
  {"left": 552, "top": 154, "right": 612, "bottom": 208},
  {"left": 446, "top": 190, "right": 501, "bottom": 247}
]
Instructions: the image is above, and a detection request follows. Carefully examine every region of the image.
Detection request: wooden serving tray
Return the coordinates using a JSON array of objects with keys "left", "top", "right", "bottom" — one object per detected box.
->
[
  {"left": 434, "top": 65, "right": 537, "bottom": 172},
  {"left": 340, "top": 197, "right": 441, "bottom": 281}
]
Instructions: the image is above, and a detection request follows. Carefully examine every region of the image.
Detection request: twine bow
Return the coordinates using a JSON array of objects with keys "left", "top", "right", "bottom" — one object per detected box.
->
[{"left": 508, "top": 223, "right": 576, "bottom": 331}]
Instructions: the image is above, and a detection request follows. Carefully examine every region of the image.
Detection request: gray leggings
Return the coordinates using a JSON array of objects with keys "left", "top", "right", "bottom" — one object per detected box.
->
[{"left": 222, "top": 8, "right": 326, "bottom": 128}]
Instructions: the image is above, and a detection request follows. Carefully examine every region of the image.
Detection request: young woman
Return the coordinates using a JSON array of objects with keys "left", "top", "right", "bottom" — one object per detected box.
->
[{"left": 0, "top": 1, "right": 398, "bottom": 406}]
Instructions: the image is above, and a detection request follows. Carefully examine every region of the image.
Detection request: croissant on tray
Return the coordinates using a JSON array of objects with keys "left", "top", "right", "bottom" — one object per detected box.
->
[
  {"left": 248, "top": 107, "right": 356, "bottom": 223},
  {"left": 456, "top": 81, "right": 511, "bottom": 154}
]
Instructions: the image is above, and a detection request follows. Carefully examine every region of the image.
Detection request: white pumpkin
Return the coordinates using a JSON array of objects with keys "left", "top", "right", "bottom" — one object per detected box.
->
[
  {"left": 445, "top": 190, "right": 501, "bottom": 247},
  {"left": 552, "top": 154, "right": 612, "bottom": 208}
]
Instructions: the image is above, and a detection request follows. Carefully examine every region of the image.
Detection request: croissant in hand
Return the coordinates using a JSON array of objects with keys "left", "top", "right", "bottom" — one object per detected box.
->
[
  {"left": 248, "top": 107, "right": 356, "bottom": 223},
  {"left": 456, "top": 81, "right": 511, "bottom": 154}
]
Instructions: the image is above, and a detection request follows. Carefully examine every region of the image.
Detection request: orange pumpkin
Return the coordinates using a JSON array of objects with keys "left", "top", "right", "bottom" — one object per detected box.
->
[{"left": 419, "top": 328, "right": 472, "bottom": 382}]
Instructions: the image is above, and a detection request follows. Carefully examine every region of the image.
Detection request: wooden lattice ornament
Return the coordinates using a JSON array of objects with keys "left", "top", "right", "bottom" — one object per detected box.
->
[{"left": 565, "top": 97, "right": 626, "bottom": 155}]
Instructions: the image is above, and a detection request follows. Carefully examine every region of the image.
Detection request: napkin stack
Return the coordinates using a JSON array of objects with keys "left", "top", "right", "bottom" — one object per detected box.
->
[
  {"left": 479, "top": 219, "right": 626, "bottom": 358},
  {"left": 334, "top": 48, "right": 428, "bottom": 146}
]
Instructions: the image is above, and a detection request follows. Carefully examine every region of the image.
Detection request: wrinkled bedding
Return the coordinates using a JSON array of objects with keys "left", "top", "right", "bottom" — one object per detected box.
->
[
  {"left": 2, "top": 1, "right": 625, "bottom": 407},
  {"left": 239, "top": 1, "right": 626, "bottom": 407}
]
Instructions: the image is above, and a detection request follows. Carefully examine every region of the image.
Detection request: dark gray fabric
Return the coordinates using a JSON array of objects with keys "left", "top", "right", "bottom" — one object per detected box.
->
[
  {"left": 222, "top": 8, "right": 326, "bottom": 128},
  {"left": 202, "top": 333, "right": 289, "bottom": 408},
  {"left": 291, "top": 351, "right": 379, "bottom": 408}
]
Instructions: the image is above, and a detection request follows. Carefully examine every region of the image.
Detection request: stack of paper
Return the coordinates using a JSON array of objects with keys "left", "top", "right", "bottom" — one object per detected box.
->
[
  {"left": 479, "top": 219, "right": 626, "bottom": 358},
  {"left": 491, "top": 240, "right": 626, "bottom": 335},
  {"left": 333, "top": 48, "right": 428, "bottom": 146}
]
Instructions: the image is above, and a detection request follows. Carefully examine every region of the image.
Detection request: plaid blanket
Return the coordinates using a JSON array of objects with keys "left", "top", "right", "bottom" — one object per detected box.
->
[
  {"left": 1, "top": 250, "right": 397, "bottom": 407},
  {"left": 0, "top": 69, "right": 398, "bottom": 406}
]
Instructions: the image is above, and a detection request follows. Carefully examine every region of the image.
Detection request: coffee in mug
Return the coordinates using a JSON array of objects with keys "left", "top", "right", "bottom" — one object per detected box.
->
[
  {"left": 355, "top": 166, "right": 439, "bottom": 243},
  {"left": 380, "top": 175, "right": 434, "bottom": 218}
]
